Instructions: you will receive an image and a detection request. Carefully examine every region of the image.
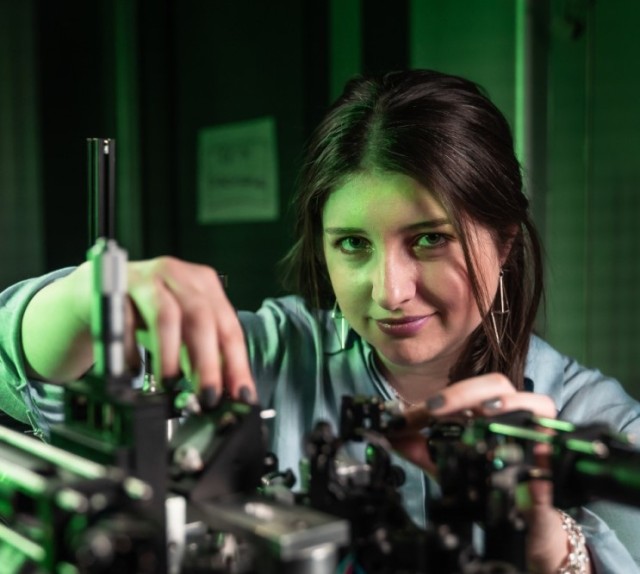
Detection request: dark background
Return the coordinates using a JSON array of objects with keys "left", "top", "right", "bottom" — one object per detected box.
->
[
  {"left": 30, "top": 0, "right": 411, "bottom": 309},
  {"left": 1, "top": 0, "right": 639, "bottom": 396}
]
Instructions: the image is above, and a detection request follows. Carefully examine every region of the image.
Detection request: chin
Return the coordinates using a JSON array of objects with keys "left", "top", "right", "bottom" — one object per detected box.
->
[{"left": 377, "top": 343, "right": 445, "bottom": 368}]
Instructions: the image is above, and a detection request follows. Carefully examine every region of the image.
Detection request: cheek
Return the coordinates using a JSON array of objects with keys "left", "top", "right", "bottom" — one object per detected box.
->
[
  {"left": 324, "top": 256, "right": 348, "bottom": 294},
  {"left": 330, "top": 267, "right": 368, "bottom": 305},
  {"left": 323, "top": 254, "right": 339, "bottom": 289},
  {"left": 419, "top": 261, "right": 476, "bottom": 310},
  {"left": 325, "top": 263, "right": 371, "bottom": 318}
]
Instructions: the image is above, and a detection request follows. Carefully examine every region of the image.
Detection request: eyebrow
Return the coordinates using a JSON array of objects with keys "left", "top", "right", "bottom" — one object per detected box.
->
[{"left": 324, "top": 218, "right": 452, "bottom": 234}]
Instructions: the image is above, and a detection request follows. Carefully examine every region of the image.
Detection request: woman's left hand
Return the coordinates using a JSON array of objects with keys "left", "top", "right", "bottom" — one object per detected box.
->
[{"left": 387, "top": 373, "right": 588, "bottom": 574}]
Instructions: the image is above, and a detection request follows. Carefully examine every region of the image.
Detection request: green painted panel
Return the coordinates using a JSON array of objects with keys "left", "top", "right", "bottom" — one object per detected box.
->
[
  {"left": 410, "top": 0, "right": 517, "bottom": 127},
  {"left": 330, "top": 0, "right": 361, "bottom": 101}
]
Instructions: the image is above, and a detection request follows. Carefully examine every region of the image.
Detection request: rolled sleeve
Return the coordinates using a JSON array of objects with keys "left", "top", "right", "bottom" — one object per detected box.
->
[{"left": 0, "top": 269, "right": 73, "bottom": 429}]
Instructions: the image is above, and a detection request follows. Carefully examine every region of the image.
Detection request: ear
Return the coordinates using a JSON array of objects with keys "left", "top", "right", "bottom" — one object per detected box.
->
[{"left": 499, "top": 224, "right": 520, "bottom": 265}]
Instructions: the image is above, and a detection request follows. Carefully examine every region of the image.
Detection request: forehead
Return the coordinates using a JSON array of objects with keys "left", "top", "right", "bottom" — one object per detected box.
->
[{"left": 322, "top": 171, "right": 448, "bottom": 227}]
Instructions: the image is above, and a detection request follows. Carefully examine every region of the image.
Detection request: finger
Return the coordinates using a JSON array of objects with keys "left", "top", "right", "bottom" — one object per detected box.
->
[
  {"left": 527, "top": 443, "right": 554, "bottom": 509},
  {"left": 159, "top": 260, "right": 256, "bottom": 402},
  {"left": 128, "top": 275, "right": 182, "bottom": 384},
  {"left": 477, "top": 392, "right": 557, "bottom": 419},
  {"left": 179, "top": 294, "right": 223, "bottom": 396},
  {"left": 393, "top": 373, "right": 516, "bottom": 430},
  {"left": 392, "top": 377, "right": 558, "bottom": 434},
  {"left": 427, "top": 373, "right": 517, "bottom": 414},
  {"left": 215, "top": 311, "right": 256, "bottom": 401},
  {"left": 123, "top": 297, "right": 142, "bottom": 372},
  {"left": 476, "top": 392, "right": 557, "bottom": 511},
  {"left": 143, "top": 258, "right": 223, "bottom": 396}
]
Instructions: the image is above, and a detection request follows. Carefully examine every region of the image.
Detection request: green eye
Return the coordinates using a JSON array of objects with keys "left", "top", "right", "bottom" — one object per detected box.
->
[
  {"left": 415, "top": 233, "right": 446, "bottom": 248},
  {"left": 337, "top": 236, "right": 370, "bottom": 253}
]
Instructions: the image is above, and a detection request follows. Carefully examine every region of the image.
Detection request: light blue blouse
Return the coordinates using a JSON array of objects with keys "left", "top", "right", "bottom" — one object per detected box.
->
[
  {"left": 239, "top": 296, "right": 640, "bottom": 574},
  {"left": 2, "top": 274, "right": 640, "bottom": 572}
]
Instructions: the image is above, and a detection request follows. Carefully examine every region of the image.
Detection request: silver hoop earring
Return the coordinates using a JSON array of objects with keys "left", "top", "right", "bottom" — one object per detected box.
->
[
  {"left": 490, "top": 269, "right": 509, "bottom": 345},
  {"left": 331, "top": 301, "right": 349, "bottom": 351}
]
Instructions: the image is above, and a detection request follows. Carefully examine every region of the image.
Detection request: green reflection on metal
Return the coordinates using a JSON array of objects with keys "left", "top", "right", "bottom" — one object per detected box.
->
[
  {"left": 0, "top": 522, "right": 45, "bottom": 563},
  {"left": 55, "top": 488, "right": 88, "bottom": 513},
  {"left": 124, "top": 476, "right": 153, "bottom": 501},
  {"left": 0, "top": 426, "right": 106, "bottom": 479},
  {"left": 365, "top": 444, "right": 376, "bottom": 461},
  {"left": 488, "top": 422, "right": 551, "bottom": 443},
  {"left": 576, "top": 459, "right": 640, "bottom": 489},
  {"left": 0, "top": 462, "right": 47, "bottom": 495},
  {"left": 565, "top": 438, "right": 604, "bottom": 456},
  {"left": 535, "top": 417, "right": 575, "bottom": 433}
]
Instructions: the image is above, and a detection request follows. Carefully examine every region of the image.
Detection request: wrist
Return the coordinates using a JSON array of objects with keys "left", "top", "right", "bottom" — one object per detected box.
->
[
  {"left": 556, "top": 510, "right": 590, "bottom": 574},
  {"left": 526, "top": 507, "right": 590, "bottom": 574}
]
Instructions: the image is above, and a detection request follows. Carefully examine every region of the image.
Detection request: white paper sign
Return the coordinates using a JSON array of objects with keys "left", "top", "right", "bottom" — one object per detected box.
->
[{"left": 197, "top": 116, "right": 279, "bottom": 223}]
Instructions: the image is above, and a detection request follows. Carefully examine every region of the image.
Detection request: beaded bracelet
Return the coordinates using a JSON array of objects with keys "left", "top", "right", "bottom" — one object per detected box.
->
[{"left": 557, "top": 510, "right": 590, "bottom": 574}]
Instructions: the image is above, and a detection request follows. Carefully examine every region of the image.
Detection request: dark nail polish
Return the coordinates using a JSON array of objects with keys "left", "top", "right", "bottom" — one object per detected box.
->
[
  {"left": 426, "top": 394, "right": 445, "bottom": 412},
  {"left": 200, "top": 386, "right": 219, "bottom": 410},
  {"left": 481, "top": 397, "right": 503, "bottom": 412},
  {"left": 238, "top": 386, "right": 253, "bottom": 404}
]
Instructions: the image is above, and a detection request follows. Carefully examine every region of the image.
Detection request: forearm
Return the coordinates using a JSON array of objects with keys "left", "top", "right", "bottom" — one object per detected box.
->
[{"left": 21, "top": 263, "right": 94, "bottom": 382}]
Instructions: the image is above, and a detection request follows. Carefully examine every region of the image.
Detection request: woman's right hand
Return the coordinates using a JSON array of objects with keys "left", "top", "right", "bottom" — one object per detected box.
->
[{"left": 22, "top": 256, "right": 256, "bottom": 403}]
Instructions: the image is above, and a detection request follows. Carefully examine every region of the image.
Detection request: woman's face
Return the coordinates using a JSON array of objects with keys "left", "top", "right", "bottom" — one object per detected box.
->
[{"left": 322, "top": 171, "right": 503, "bottom": 377}]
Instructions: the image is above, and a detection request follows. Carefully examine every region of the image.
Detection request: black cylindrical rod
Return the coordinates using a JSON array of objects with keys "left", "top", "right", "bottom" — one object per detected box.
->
[{"left": 87, "top": 138, "right": 116, "bottom": 244}]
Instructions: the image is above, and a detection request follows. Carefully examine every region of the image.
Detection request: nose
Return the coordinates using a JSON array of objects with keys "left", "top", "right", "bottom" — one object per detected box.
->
[{"left": 370, "top": 249, "right": 416, "bottom": 310}]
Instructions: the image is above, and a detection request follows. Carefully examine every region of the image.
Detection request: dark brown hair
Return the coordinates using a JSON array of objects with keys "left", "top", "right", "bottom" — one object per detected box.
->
[{"left": 282, "top": 69, "right": 543, "bottom": 389}]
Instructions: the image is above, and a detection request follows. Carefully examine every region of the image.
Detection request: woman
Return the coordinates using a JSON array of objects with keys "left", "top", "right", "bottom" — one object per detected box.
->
[{"left": 7, "top": 70, "right": 640, "bottom": 572}]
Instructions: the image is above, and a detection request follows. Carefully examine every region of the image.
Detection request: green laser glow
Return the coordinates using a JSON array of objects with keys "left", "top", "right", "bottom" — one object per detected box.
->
[
  {"left": 124, "top": 476, "right": 153, "bottom": 500},
  {"left": 566, "top": 439, "right": 606, "bottom": 456},
  {"left": 55, "top": 488, "right": 88, "bottom": 513},
  {"left": 0, "top": 522, "right": 45, "bottom": 562},
  {"left": 488, "top": 422, "right": 551, "bottom": 443},
  {"left": 535, "top": 417, "right": 575, "bottom": 432},
  {"left": 576, "top": 460, "right": 640, "bottom": 489},
  {"left": 0, "top": 426, "right": 106, "bottom": 479},
  {"left": 0, "top": 461, "right": 47, "bottom": 495}
]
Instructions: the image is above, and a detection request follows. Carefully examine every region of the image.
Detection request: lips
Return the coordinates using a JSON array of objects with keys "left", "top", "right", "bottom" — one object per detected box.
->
[{"left": 375, "top": 314, "right": 434, "bottom": 337}]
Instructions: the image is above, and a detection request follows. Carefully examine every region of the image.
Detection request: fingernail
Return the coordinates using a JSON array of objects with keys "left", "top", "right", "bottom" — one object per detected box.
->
[
  {"left": 200, "top": 386, "right": 219, "bottom": 410},
  {"left": 426, "top": 394, "right": 445, "bottom": 412},
  {"left": 238, "top": 385, "right": 253, "bottom": 404},
  {"left": 482, "top": 397, "right": 503, "bottom": 412}
]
